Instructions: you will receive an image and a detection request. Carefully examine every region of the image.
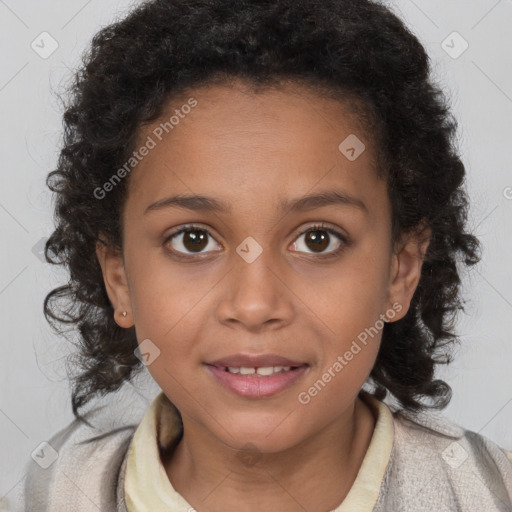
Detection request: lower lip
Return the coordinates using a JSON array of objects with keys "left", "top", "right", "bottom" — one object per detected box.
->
[{"left": 205, "top": 364, "right": 309, "bottom": 398}]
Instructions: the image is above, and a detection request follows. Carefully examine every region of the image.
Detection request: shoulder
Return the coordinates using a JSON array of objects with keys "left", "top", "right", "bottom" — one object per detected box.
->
[
  {"left": 377, "top": 405, "right": 512, "bottom": 511},
  {"left": 17, "top": 396, "right": 146, "bottom": 512},
  {"left": 395, "top": 406, "right": 512, "bottom": 469}
]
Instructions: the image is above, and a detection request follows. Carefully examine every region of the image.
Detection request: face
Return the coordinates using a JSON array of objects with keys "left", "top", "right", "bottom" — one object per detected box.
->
[{"left": 97, "top": 80, "right": 429, "bottom": 454}]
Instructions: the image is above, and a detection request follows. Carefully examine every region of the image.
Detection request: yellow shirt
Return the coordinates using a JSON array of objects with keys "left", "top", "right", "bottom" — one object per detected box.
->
[{"left": 124, "top": 391, "right": 394, "bottom": 511}]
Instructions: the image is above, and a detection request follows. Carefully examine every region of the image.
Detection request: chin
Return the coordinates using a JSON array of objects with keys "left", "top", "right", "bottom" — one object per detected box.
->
[{"left": 214, "top": 417, "right": 304, "bottom": 454}]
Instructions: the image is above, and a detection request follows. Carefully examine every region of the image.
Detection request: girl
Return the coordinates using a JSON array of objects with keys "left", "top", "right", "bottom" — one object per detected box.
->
[{"left": 18, "top": 0, "right": 512, "bottom": 510}]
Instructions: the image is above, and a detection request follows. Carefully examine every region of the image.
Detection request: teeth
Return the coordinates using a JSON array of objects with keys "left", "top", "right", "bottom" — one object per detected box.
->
[
  {"left": 256, "top": 366, "right": 275, "bottom": 376},
  {"left": 225, "top": 366, "right": 293, "bottom": 376}
]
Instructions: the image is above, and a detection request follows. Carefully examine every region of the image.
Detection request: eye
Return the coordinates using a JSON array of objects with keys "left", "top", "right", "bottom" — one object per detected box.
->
[
  {"left": 290, "top": 223, "right": 348, "bottom": 257},
  {"left": 164, "top": 224, "right": 221, "bottom": 258}
]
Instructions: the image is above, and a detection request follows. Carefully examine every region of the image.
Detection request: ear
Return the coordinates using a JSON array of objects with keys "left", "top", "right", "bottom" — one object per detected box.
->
[
  {"left": 385, "top": 222, "right": 431, "bottom": 322},
  {"left": 95, "top": 235, "right": 134, "bottom": 328}
]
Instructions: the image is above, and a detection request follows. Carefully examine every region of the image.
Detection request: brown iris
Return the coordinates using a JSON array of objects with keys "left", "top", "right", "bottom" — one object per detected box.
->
[
  {"left": 182, "top": 229, "right": 208, "bottom": 252},
  {"left": 304, "top": 229, "right": 329, "bottom": 252}
]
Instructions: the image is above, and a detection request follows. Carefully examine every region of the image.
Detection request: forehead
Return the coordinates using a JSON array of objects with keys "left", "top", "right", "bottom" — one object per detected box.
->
[{"left": 126, "top": 81, "right": 386, "bottom": 219}]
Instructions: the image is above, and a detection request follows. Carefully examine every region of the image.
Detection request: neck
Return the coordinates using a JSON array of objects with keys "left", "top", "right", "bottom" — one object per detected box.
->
[{"left": 162, "top": 395, "right": 376, "bottom": 512}]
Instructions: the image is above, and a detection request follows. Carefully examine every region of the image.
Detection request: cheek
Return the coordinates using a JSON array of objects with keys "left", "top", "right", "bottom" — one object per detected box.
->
[
  {"left": 125, "top": 249, "right": 216, "bottom": 359},
  {"left": 305, "top": 241, "right": 390, "bottom": 372},
  {"left": 131, "top": 293, "right": 209, "bottom": 401},
  {"left": 306, "top": 247, "right": 390, "bottom": 329},
  {"left": 125, "top": 243, "right": 206, "bottom": 335}
]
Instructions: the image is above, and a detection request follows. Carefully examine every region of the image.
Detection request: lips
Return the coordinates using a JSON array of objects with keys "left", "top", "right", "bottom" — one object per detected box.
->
[
  {"left": 206, "top": 363, "right": 309, "bottom": 398},
  {"left": 206, "top": 353, "right": 308, "bottom": 369}
]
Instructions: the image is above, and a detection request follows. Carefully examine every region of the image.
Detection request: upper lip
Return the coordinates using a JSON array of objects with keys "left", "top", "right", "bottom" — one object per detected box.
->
[{"left": 206, "top": 354, "right": 308, "bottom": 368}]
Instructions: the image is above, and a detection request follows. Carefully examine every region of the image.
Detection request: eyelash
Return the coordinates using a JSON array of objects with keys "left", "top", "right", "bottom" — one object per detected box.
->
[{"left": 163, "top": 223, "right": 349, "bottom": 261}]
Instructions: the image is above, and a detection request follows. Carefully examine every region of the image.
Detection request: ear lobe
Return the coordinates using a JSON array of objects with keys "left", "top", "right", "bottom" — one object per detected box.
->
[
  {"left": 95, "top": 237, "right": 134, "bottom": 328},
  {"left": 387, "top": 223, "right": 431, "bottom": 321}
]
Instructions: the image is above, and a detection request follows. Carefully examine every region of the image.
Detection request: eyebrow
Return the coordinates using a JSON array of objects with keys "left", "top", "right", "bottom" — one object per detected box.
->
[{"left": 144, "top": 190, "right": 368, "bottom": 215}]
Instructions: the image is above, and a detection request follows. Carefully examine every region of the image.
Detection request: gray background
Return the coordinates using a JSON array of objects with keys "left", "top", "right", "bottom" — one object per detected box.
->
[{"left": 1, "top": 0, "right": 511, "bottom": 509}]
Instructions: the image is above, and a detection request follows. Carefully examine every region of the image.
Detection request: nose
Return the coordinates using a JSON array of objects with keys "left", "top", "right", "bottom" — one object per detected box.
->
[{"left": 214, "top": 249, "right": 295, "bottom": 333}]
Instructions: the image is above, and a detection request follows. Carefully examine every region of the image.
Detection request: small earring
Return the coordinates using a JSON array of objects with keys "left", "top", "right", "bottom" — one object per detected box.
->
[{"left": 121, "top": 311, "right": 127, "bottom": 317}]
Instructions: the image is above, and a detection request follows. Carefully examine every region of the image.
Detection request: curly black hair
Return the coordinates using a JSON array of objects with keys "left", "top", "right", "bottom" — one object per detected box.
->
[{"left": 44, "top": 0, "right": 481, "bottom": 423}]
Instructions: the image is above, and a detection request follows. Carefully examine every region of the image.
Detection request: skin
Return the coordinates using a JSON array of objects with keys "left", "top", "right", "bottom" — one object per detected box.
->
[{"left": 96, "top": 79, "right": 430, "bottom": 512}]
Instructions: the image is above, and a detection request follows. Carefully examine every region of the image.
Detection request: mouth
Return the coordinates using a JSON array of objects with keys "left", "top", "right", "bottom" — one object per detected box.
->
[
  {"left": 204, "top": 361, "right": 309, "bottom": 398},
  {"left": 207, "top": 364, "right": 307, "bottom": 376}
]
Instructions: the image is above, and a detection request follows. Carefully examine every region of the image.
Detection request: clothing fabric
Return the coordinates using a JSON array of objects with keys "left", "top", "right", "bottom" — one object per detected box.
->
[{"left": 17, "top": 390, "right": 512, "bottom": 511}]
